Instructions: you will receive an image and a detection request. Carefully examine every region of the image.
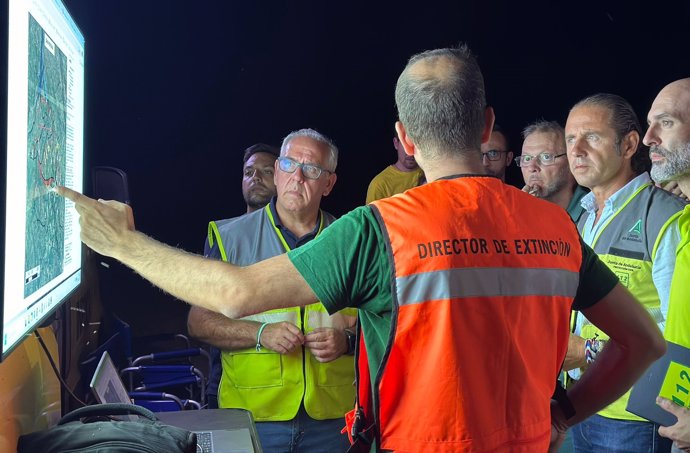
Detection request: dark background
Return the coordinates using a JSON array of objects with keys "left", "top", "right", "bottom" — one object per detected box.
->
[{"left": 59, "top": 0, "right": 689, "bottom": 336}]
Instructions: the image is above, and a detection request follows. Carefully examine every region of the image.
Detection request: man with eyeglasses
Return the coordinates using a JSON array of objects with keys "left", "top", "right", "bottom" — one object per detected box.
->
[
  {"left": 187, "top": 143, "right": 279, "bottom": 409},
  {"left": 564, "top": 94, "right": 687, "bottom": 453},
  {"left": 58, "top": 47, "right": 665, "bottom": 453},
  {"left": 517, "top": 120, "right": 588, "bottom": 223},
  {"left": 365, "top": 133, "right": 424, "bottom": 203},
  {"left": 480, "top": 123, "right": 513, "bottom": 181},
  {"left": 187, "top": 129, "right": 356, "bottom": 453}
]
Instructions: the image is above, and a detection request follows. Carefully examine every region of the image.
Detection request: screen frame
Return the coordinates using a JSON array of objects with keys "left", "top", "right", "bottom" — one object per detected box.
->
[{"left": 1, "top": 0, "right": 85, "bottom": 361}]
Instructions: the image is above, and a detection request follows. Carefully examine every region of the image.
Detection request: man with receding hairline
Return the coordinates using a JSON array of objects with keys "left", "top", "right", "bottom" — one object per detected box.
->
[
  {"left": 564, "top": 93, "right": 687, "bottom": 453},
  {"left": 644, "top": 78, "right": 690, "bottom": 453},
  {"left": 58, "top": 46, "right": 664, "bottom": 453},
  {"left": 188, "top": 130, "right": 356, "bottom": 453}
]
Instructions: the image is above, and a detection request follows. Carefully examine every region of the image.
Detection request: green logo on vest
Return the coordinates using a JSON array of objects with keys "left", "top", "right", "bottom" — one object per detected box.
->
[{"left": 628, "top": 219, "right": 642, "bottom": 235}]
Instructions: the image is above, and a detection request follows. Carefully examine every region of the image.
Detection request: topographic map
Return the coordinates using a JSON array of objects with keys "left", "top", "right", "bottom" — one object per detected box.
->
[{"left": 24, "top": 14, "right": 67, "bottom": 297}]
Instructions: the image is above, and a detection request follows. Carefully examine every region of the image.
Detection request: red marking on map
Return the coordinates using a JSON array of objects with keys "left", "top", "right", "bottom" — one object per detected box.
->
[{"left": 37, "top": 156, "right": 56, "bottom": 187}]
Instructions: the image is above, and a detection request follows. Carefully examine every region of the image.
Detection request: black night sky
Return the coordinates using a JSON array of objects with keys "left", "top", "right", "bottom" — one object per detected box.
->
[{"left": 55, "top": 0, "right": 689, "bottom": 335}]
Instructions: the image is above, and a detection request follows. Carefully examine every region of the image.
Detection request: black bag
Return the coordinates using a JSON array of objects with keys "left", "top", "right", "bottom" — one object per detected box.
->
[{"left": 17, "top": 403, "right": 197, "bottom": 453}]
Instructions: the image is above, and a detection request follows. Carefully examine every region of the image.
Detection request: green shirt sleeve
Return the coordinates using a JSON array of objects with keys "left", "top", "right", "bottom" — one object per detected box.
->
[{"left": 288, "top": 206, "right": 391, "bottom": 316}]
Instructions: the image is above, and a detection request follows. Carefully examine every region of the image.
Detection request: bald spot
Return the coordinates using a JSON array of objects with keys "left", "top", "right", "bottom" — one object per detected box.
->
[{"left": 405, "top": 55, "right": 465, "bottom": 83}]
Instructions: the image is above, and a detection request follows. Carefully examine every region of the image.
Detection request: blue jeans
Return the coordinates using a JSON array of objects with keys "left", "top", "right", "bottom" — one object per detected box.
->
[
  {"left": 255, "top": 407, "right": 350, "bottom": 453},
  {"left": 572, "top": 414, "right": 672, "bottom": 453}
]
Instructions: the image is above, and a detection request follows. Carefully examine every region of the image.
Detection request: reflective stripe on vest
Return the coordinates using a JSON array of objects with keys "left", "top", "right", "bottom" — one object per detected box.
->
[
  {"left": 666, "top": 205, "right": 690, "bottom": 348},
  {"left": 398, "top": 267, "right": 579, "bottom": 303},
  {"left": 211, "top": 206, "right": 356, "bottom": 421},
  {"left": 363, "top": 177, "right": 582, "bottom": 453},
  {"left": 576, "top": 183, "right": 686, "bottom": 421}
]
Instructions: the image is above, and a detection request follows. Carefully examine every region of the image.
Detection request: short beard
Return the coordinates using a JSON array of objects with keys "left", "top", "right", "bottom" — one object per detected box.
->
[
  {"left": 244, "top": 192, "right": 273, "bottom": 211},
  {"left": 650, "top": 142, "right": 690, "bottom": 183},
  {"left": 540, "top": 164, "right": 571, "bottom": 201}
]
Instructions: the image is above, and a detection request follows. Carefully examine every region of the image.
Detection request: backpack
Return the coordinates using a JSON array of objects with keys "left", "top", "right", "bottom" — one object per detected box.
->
[{"left": 17, "top": 403, "right": 197, "bottom": 453}]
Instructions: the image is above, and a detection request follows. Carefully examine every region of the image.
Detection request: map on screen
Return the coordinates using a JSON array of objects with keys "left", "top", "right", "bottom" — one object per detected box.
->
[{"left": 2, "top": 0, "right": 85, "bottom": 360}]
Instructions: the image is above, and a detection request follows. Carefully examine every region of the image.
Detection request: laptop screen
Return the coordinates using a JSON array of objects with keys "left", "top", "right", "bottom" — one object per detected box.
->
[{"left": 89, "top": 350, "right": 137, "bottom": 421}]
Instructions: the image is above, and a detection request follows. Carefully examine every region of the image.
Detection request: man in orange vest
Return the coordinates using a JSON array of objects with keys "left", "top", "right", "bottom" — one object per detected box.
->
[{"left": 59, "top": 45, "right": 665, "bottom": 453}]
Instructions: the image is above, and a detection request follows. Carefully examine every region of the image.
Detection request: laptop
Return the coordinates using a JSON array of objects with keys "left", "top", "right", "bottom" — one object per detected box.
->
[
  {"left": 626, "top": 341, "right": 690, "bottom": 426},
  {"left": 89, "top": 351, "right": 257, "bottom": 453}
]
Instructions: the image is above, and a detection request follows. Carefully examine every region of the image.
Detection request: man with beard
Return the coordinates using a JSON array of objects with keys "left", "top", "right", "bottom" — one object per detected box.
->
[
  {"left": 188, "top": 142, "right": 279, "bottom": 408},
  {"left": 647, "top": 79, "right": 690, "bottom": 202},
  {"left": 564, "top": 93, "right": 687, "bottom": 453},
  {"left": 187, "top": 130, "right": 356, "bottom": 453},
  {"left": 517, "top": 120, "right": 588, "bottom": 223},
  {"left": 643, "top": 78, "right": 690, "bottom": 453},
  {"left": 366, "top": 133, "right": 424, "bottom": 203},
  {"left": 481, "top": 123, "right": 513, "bottom": 181},
  {"left": 240, "top": 143, "right": 280, "bottom": 213}
]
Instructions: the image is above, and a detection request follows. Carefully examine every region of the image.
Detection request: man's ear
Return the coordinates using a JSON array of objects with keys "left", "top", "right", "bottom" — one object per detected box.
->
[
  {"left": 395, "top": 121, "right": 416, "bottom": 157},
  {"left": 505, "top": 151, "right": 514, "bottom": 167},
  {"left": 322, "top": 173, "right": 337, "bottom": 197},
  {"left": 621, "top": 130, "right": 640, "bottom": 160},
  {"left": 481, "top": 106, "right": 496, "bottom": 145}
]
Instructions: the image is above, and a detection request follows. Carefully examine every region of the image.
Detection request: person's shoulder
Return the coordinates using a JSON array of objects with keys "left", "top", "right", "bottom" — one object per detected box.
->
[
  {"left": 214, "top": 209, "right": 265, "bottom": 234},
  {"left": 370, "top": 165, "right": 398, "bottom": 181},
  {"left": 648, "top": 183, "right": 689, "bottom": 212}
]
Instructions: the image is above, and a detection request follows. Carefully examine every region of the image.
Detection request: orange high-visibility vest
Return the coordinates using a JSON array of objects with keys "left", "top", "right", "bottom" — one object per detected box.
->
[{"left": 352, "top": 177, "right": 583, "bottom": 453}]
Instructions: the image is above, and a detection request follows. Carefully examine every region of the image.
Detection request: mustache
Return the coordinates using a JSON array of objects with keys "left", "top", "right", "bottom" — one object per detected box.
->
[
  {"left": 572, "top": 156, "right": 592, "bottom": 166},
  {"left": 649, "top": 145, "right": 669, "bottom": 157}
]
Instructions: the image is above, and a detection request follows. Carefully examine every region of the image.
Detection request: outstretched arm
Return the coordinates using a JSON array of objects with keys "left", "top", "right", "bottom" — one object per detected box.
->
[{"left": 58, "top": 186, "right": 318, "bottom": 319}]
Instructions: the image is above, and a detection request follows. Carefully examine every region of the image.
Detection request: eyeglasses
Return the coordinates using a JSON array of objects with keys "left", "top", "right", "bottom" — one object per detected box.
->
[
  {"left": 514, "top": 152, "right": 566, "bottom": 167},
  {"left": 481, "top": 149, "right": 507, "bottom": 162},
  {"left": 277, "top": 156, "right": 332, "bottom": 180}
]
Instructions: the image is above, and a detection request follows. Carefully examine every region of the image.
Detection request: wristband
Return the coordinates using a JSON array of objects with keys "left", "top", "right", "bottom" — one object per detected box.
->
[
  {"left": 584, "top": 337, "right": 605, "bottom": 364},
  {"left": 256, "top": 322, "right": 269, "bottom": 352}
]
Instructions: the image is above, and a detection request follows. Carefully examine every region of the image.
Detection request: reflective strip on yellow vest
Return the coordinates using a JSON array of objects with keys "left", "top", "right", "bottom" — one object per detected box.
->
[{"left": 666, "top": 205, "right": 690, "bottom": 348}]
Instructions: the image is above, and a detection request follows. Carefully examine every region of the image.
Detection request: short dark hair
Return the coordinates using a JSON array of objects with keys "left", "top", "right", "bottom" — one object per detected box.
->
[
  {"left": 395, "top": 44, "right": 486, "bottom": 158},
  {"left": 491, "top": 123, "right": 510, "bottom": 151},
  {"left": 243, "top": 143, "right": 280, "bottom": 165},
  {"left": 571, "top": 93, "right": 650, "bottom": 175}
]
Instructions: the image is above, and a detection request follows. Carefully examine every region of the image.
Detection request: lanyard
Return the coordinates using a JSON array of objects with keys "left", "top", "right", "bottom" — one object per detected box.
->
[{"left": 264, "top": 204, "right": 325, "bottom": 252}]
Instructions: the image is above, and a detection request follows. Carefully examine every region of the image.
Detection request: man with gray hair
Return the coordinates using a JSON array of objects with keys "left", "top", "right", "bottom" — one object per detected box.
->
[
  {"left": 59, "top": 47, "right": 664, "bottom": 453},
  {"left": 187, "top": 128, "right": 356, "bottom": 453},
  {"left": 517, "top": 120, "right": 587, "bottom": 223},
  {"left": 564, "top": 93, "right": 687, "bottom": 453}
]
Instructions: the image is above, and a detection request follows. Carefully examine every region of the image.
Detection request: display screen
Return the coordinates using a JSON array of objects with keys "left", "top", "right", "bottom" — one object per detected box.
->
[{"left": 1, "top": 0, "right": 84, "bottom": 360}]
